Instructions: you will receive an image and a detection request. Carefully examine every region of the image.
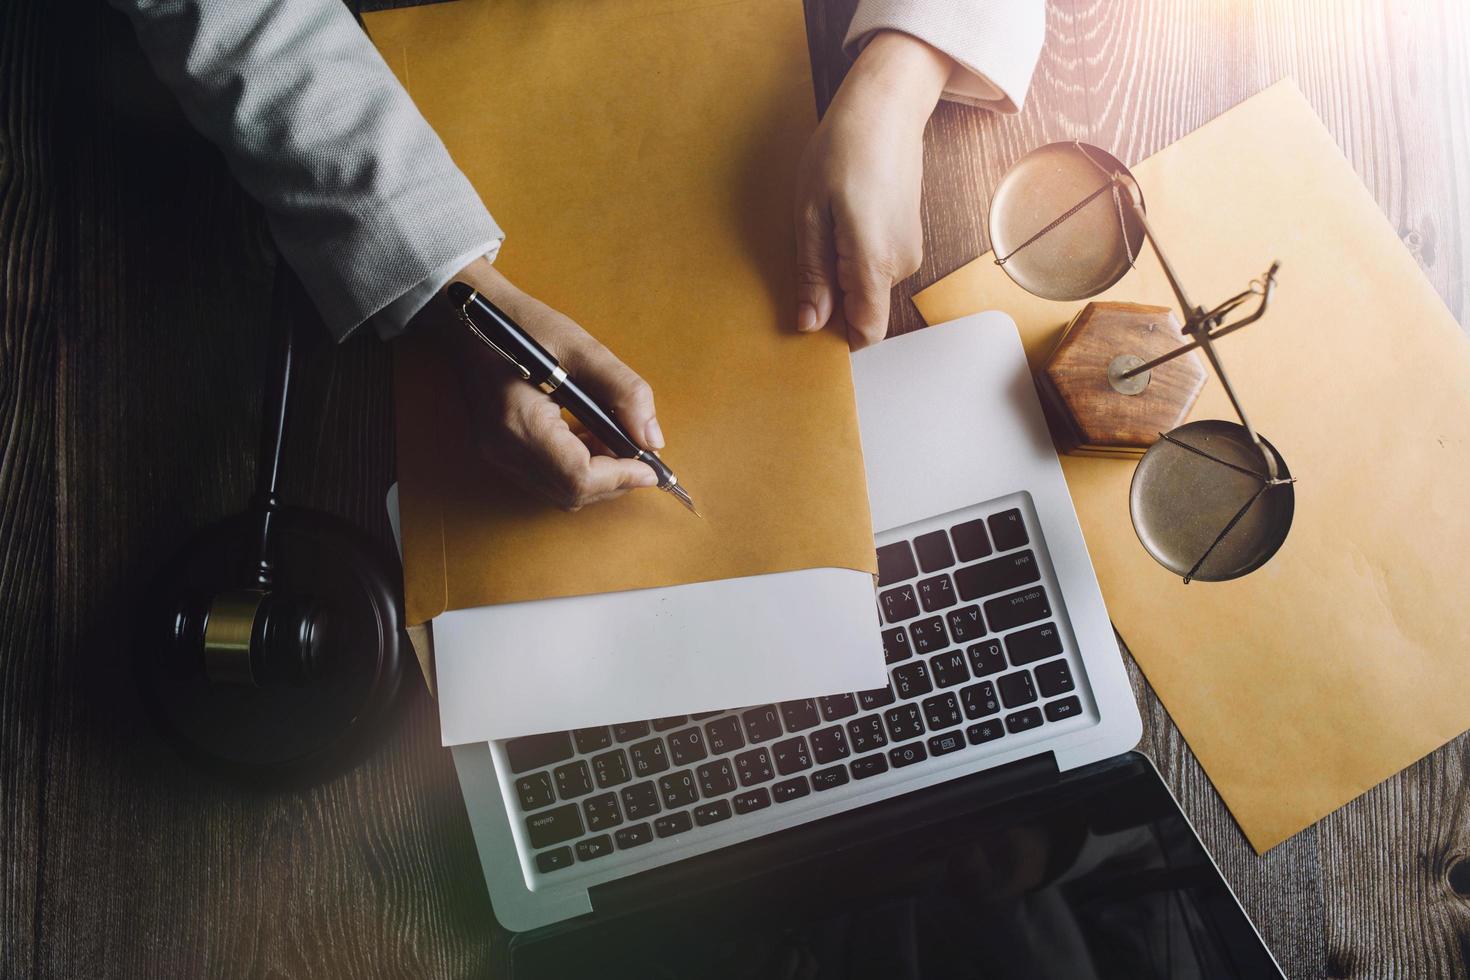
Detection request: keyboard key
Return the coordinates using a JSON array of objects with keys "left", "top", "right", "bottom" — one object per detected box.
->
[
  {"left": 1006, "top": 622, "right": 1064, "bottom": 666},
  {"left": 704, "top": 715, "right": 745, "bottom": 754},
  {"left": 927, "top": 730, "right": 966, "bottom": 756},
  {"left": 858, "top": 684, "right": 897, "bottom": 711},
  {"left": 960, "top": 681, "right": 1001, "bottom": 719},
  {"left": 741, "top": 705, "right": 783, "bottom": 744},
  {"left": 553, "top": 761, "right": 593, "bottom": 799},
  {"left": 812, "top": 765, "right": 850, "bottom": 791},
  {"left": 620, "top": 781, "right": 660, "bottom": 821},
  {"left": 819, "top": 693, "right": 858, "bottom": 721},
  {"left": 809, "top": 725, "right": 851, "bottom": 764},
  {"left": 966, "top": 719, "right": 1005, "bottom": 745},
  {"left": 913, "top": 530, "right": 955, "bottom": 572},
  {"left": 1035, "top": 659, "right": 1076, "bottom": 697},
  {"left": 985, "top": 586, "right": 1051, "bottom": 632},
  {"left": 850, "top": 753, "right": 890, "bottom": 780},
  {"left": 696, "top": 759, "right": 738, "bottom": 798},
  {"left": 590, "top": 749, "right": 631, "bottom": 789},
  {"left": 946, "top": 604, "right": 986, "bottom": 643},
  {"left": 733, "top": 788, "right": 771, "bottom": 814},
  {"left": 998, "top": 671, "right": 1038, "bottom": 708},
  {"left": 922, "top": 692, "right": 962, "bottom": 730},
  {"left": 526, "top": 804, "right": 583, "bottom": 849},
  {"left": 615, "top": 823, "right": 653, "bottom": 850},
  {"left": 881, "top": 627, "right": 913, "bottom": 664},
  {"left": 888, "top": 742, "right": 928, "bottom": 768},
  {"left": 581, "top": 792, "right": 623, "bottom": 832},
  {"left": 694, "top": 800, "right": 732, "bottom": 826},
  {"left": 908, "top": 617, "right": 947, "bottom": 655},
  {"left": 892, "top": 661, "right": 933, "bottom": 699},
  {"left": 734, "top": 748, "right": 775, "bottom": 786},
  {"left": 667, "top": 727, "right": 708, "bottom": 766},
  {"left": 879, "top": 585, "right": 920, "bottom": 623},
  {"left": 779, "top": 699, "right": 820, "bottom": 732},
  {"left": 572, "top": 726, "right": 612, "bottom": 754},
  {"left": 628, "top": 738, "right": 669, "bottom": 776},
  {"left": 954, "top": 550, "right": 1040, "bottom": 602},
  {"left": 506, "top": 732, "right": 574, "bottom": 774},
  {"left": 771, "top": 777, "right": 810, "bottom": 803},
  {"left": 654, "top": 811, "right": 692, "bottom": 838},
  {"left": 612, "top": 720, "right": 650, "bottom": 743},
  {"left": 535, "top": 847, "right": 574, "bottom": 874},
  {"left": 691, "top": 711, "right": 723, "bottom": 720},
  {"left": 950, "top": 518, "right": 993, "bottom": 562},
  {"left": 1005, "top": 707, "right": 1045, "bottom": 734},
  {"left": 966, "top": 640, "right": 1007, "bottom": 677},
  {"left": 658, "top": 770, "right": 699, "bottom": 809},
  {"left": 772, "top": 737, "right": 813, "bottom": 775},
  {"left": 652, "top": 715, "right": 688, "bottom": 732},
  {"left": 1045, "top": 695, "right": 1084, "bottom": 722},
  {"left": 883, "top": 703, "right": 925, "bottom": 742},
  {"left": 988, "top": 508, "right": 1029, "bottom": 551},
  {"left": 929, "top": 650, "right": 969, "bottom": 688},
  {"left": 917, "top": 574, "right": 958, "bottom": 612},
  {"left": 576, "top": 835, "right": 614, "bottom": 861},
  {"left": 515, "top": 772, "right": 556, "bottom": 812},
  {"left": 876, "top": 540, "right": 918, "bottom": 586},
  {"left": 846, "top": 715, "right": 888, "bottom": 753}
]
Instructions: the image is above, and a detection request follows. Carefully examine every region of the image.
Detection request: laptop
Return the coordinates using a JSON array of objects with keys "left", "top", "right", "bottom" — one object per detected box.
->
[{"left": 451, "top": 311, "right": 1160, "bottom": 932}]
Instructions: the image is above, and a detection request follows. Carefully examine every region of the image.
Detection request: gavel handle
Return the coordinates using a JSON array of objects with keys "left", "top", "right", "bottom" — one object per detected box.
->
[{"left": 251, "top": 266, "right": 298, "bottom": 590}]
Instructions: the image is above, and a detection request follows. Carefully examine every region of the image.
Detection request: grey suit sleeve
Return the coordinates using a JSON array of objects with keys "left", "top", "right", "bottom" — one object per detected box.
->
[
  {"left": 846, "top": 0, "right": 1047, "bottom": 113},
  {"left": 110, "top": 0, "right": 503, "bottom": 340}
]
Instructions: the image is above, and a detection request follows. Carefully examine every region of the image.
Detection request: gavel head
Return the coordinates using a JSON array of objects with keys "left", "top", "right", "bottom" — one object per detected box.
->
[{"left": 165, "top": 587, "right": 329, "bottom": 688}]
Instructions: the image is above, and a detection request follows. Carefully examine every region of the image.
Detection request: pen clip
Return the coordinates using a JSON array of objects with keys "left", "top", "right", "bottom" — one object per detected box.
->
[{"left": 456, "top": 289, "right": 532, "bottom": 381}]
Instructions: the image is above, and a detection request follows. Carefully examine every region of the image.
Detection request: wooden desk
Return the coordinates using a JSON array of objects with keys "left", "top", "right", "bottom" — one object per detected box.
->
[{"left": 2, "top": 0, "right": 1466, "bottom": 975}]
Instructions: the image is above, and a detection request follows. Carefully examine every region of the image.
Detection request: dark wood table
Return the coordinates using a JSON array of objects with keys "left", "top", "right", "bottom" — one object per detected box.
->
[{"left": 3, "top": 0, "right": 1467, "bottom": 975}]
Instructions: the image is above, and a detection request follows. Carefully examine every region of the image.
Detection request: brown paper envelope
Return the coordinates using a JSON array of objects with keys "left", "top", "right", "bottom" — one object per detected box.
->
[
  {"left": 366, "top": 0, "right": 877, "bottom": 625},
  {"left": 913, "top": 79, "right": 1470, "bottom": 853}
]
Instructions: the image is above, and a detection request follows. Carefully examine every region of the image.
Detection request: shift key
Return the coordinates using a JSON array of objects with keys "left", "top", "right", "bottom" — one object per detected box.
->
[
  {"left": 984, "top": 586, "right": 1051, "bottom": 632},
  {"left": 954, "top": 550, "right": 1040, "bottom": 601}
]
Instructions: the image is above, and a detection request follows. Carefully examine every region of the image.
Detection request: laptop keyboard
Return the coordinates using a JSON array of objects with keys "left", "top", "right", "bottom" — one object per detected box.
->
[{"left": 497, "top": 495, "right": 1095, "bottom": 882}]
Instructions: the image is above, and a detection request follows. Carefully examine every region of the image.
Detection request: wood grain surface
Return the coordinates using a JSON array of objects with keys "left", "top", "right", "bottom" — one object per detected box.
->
[{"left": 2, "top": 0, "right": 1467, "bottom": 977}]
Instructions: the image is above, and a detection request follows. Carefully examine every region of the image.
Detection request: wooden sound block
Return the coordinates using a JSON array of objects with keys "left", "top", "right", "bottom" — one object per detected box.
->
[{"left": 1035, "top": 301, "right": 1206, "bottom": 456}]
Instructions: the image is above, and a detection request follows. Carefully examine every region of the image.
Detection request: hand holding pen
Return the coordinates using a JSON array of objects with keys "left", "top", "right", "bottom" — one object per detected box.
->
[{"left": 415, "top": 259, "right": 697, "bottom": 514}]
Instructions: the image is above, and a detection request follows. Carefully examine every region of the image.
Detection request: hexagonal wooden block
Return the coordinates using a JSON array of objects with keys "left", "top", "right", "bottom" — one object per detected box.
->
[{"left": 1035, "top": 301, "right": 1206, "bottom": 457}]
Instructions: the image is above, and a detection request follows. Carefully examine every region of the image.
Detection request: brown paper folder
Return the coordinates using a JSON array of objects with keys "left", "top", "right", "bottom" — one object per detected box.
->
[
  {"left": 366, "top": 0, "right": 877, "bottom": 626},
  {"left": 914, "top": 80, "right": 1470, "bottom": 853}
]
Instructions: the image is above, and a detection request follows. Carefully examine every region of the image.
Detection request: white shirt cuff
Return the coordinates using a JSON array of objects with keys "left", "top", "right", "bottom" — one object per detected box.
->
[{"left": 371, "top": 237, "right": 504, "bottom": 340}]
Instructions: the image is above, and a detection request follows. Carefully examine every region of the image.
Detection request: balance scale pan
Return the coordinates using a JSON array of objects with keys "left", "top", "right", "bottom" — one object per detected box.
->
[
  {"left": 988, "top": 142, "right": 1147, "bottom": 302},
  {"left": 1129, "top": 419, "right": 1295, "bottom": 582}
]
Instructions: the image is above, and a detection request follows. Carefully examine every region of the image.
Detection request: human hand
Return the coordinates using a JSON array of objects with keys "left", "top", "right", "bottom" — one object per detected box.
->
[
  {"left": 794, "top": 31, "right": 952, "bottom": 349},
  {"left": 419, "top": 258, "right": 664, "bottom": 511}
]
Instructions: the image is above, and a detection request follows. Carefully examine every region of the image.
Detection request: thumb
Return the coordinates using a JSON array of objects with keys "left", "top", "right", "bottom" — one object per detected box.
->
[
  {"left": 561, "top": 340, "right": 664, "bottom": 452},
  {"left": 795, "top": 203, "right": 837, "bottom": 334}
]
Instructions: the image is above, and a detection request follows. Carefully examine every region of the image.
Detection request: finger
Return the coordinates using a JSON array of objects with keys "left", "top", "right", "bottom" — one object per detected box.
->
[
  {"left": 510, "top": 389, "right": 658, "bottom": 510},
  {"left": 795, "top": 201, "right": 837, "bottom": 334},
  {"left": 559, "top": 340, "right": 664, "bottom": 452},
  {"left": 838, "top": 255, "right": 893, "bottom": 350}
]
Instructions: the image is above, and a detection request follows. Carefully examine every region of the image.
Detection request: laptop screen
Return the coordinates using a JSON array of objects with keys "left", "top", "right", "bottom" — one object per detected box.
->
[{"left": 504, "top": 751, "right": 1282, "bottom": 979}]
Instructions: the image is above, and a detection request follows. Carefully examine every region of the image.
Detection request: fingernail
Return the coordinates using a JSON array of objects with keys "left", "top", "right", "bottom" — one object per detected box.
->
[
  {"left": 646, "top": 417, "right": 665, "bottom": 450},
  {"left": 797, "top": 303, "right": 818, "bottom": 332}
]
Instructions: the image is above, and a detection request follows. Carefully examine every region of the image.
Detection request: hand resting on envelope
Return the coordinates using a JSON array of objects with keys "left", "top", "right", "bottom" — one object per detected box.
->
[
  {"left": 795, "top": 30, "right": 953, "bottom": 349},
  {"left": 415, "top": 257, "right": 665, "bottom": 512}
]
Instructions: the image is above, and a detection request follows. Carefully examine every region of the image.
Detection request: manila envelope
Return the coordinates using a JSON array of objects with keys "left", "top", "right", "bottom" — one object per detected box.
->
[
  {"left": 366, "top": 0, "right": 877, "bottom": 627},
  {"left": 915, "top": 80, "right": 1470, "bottom": 852}
]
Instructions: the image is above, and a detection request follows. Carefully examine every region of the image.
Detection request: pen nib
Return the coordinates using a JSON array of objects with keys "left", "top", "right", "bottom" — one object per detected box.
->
[{"left": 668, "top": 482, "right": 701, "bottom": 518}]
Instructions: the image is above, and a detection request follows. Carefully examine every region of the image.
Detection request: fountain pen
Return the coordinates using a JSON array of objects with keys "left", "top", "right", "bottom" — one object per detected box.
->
[{"left": 447, "top": 282, "right": 699, "bottom": 516}]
